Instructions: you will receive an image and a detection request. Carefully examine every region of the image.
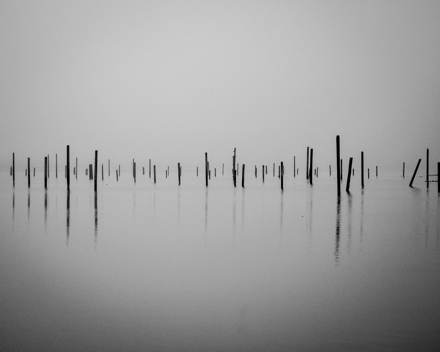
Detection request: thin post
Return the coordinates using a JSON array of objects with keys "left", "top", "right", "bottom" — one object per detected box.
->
[
  {"left": 376, "top": 166, "right": 378, "bottom": 178},
  {"left": 27, "top": 158, "right": 30, "bottom": 188},
  {"left": 66, "top": 145, "right": 70, "bottom": 191},
  {"left": 178, "top": 162, "right": 181, "bottom": 186},
  {"left": 368, "top": 168, "right": 370, "bottom": 179},
  {"left": 329, "top": 165, "right": 331, "bottom": 177},
  {"left": 149, "top": 159, "right": 151, "bottom": 178},
  {"left": 281, "top": 162, "right": 284, "bottom": 190},
  {"left": 232, "top": 148, "right": 236, "bottom": 187},
  {"left": 134, "top": 162, "right": 136, "bottom": 183},
  {"left": 273, "top": 163, "right": 275, "bottom": 177},
  {"left": 409, "top": 159, "right": 422, "bottom": 187},
  {"left": 340, "top": 159, "right": 343, "bottom": 181},
  {"left": 47, "top": 155, "right": 49, "bottom": 178},
  {"left": 44, "top": 157, "right": 47, "bottom": 190},
  {"left": 205, "top": 152, "right": 208, "bottom": 187},
  {"left": 294, "top": 156, "right": 296, "bottom": 178},
  {"left": 361, "top": 151, "right": 364, "bottom": 189},
  {"left": 336, "top": 135, "right": 341, "bottom": 198},
  {"left": 102, "top": 164, "right": 104, "bottom": 181},
  {"left": 403, "top": 162, "right": 405, "bottom": 178},
  {"left": 426, "top": 148, "right": 429, "bottom": 188},
  {"left": 437, "top": 162, "right": 439, "bottom": 193},
  {"left": 94, "top": 150, "right": 98, "bottom": 192},
  {"left": 262, "top": 165, "right": 265, "bottom": 183},
  {"left": 197, "top": 167, "right": 198, "bottom": 176},
  {"left": 309, "top": 148, "right": 313, "bottom": 185},
  {"left": 222, "top": 163, "right": 224, "bottom": 176},
  {"left": 346, "top": 157, "right": 353, "bottom": 193},
  {"left": 242, "top": 164, "right": 245, "bottom": 188},
  {"left": 12, "top": 153, "right": 15, "bottom": 187},
  {"left": 75, "top": 157, "right": 77, "bottom": 179},
  {"left": 306, "top": 147, "right": 309, "bottom": 180},
  {"left": 116, "top": 170, "right": 118, "bottom": 182},
  {"left": 255, "top": 166, "right": 257, "bottom": 178},
  {"left": 154, "top": 165, "right": 156, "bottom": 184},
  {"left": 108, "top": 159, "right": 110, "bottom": 177}
]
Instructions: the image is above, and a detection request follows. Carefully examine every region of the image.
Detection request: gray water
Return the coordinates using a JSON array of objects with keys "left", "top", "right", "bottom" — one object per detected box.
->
[{"left": 1, "top": 171, "right": 439, "bottom": 351}]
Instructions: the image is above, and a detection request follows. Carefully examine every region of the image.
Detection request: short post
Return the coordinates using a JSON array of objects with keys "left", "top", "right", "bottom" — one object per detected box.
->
[
  {"left": 409, "top": 159, "right": 422, "bottom": 187},
  {"left": 255, "top": 165, "right": 257, "bottom": 178},
  {"left": 196, "top": 167, "right": 198, "bottom": 177},
  {"left": 346, "top": 157, "right": 353, "bottom": 193},
  {"left": 28, "top": 157, "right": 30, "bottom": 188},
  {"left": 329, "top": 165, "right": 331, "bottom": 177},
  {"left": 153, "top": 165, "right": 156, "bottom": 184},
  {"left": 44, "top": 157, "right": 47, "bottom": 190},
  {"left": 94, "top": 150, "right": 98, "bottom": 192},
  {"left": 336, "top": 135, "right": 341, "bottom": 198},
  {"left": 368, "top": 168, "right": 370, "bottom": 179},
  {"left": 143, "top": 167, "right": 145, "bottom": 175},
  {"left": 66, "top": 145, "right": 70, "bottom": 191},
  {"left": 376, "top": 166, "right": 378, "bottom": 178},
  {"left": 242, "top": 164, "right": 245, "bottom": 188},
  {"left": 281, "top": 162, "right": 284, "bottom": 190}
]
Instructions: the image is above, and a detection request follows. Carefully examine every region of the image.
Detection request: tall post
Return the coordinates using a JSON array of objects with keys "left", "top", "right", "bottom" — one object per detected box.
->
[
  {"left": 361, "top": 151, "right": 364, "bottom": 189},
  {"left": 44, "top": 157, "right": 47, "bottom": 190},
  {"left": 205, "top": 152, "right": 208, "bottom": 187},
  {"left": 242, "top": 164, "right": 245, "bottom": 188},
  {"left": 409, "top": 159, "right": 422, "bottom": 187},
  {"left": 306, "top": 147, "right": 309, "bottom": 180},
  {"left": 281, "top": 162, "right": 284, "bottom": 190},
  {"left": 309, "top": 148, "right": 313, "bottom": 185},
  {"left": 66, "top": 145, "right": 70, "bottom": 191},
  {"left": 426, "top": 148, "right": 429, "bottom": 188},
  {"left": 94, "top": 150, "right": 98, "bottom": 192},
  {"left": 336, "top": 135, "right": 341, "bottom": 198},
  {"left": 27, "top": 158, "right": 30, "bottom": 188},
  {"left": 346, "top": 157, "right": 353, "bottom": 193},
  {"left": 12, "top": 153, "right": 15, "bottom": 187}
]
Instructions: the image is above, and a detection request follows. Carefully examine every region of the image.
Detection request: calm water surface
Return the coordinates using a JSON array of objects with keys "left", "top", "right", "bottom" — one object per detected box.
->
[{"left": 1, "top": 171, "right": 439, "bottom": 351}]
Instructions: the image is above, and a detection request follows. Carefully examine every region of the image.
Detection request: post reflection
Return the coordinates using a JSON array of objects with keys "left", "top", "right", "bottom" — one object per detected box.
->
[
  {"left": 178, "top": 187, "right": 181, "bottom": 221},
  {"left": 359, "top": 189, "right": 365, "bottom": 251},
  {"left": 232, "top": 188, "right": 237, "bottom": 239},
  {"left": 94, "top": 192, "right": 98, "bottom": 244},
  {"left": 241, "top": 188, "right": 245, "bottom": 236},
  {"left": 66, "top": 190, "right": 70, "bottom": 246},
  {"left": 347, "top": 194, "right": 353, "bottom": 254},
  {"left": 27, "top": 189, "right": 30, "bottom": 223},
  {"left": 306, "top": 187, "right": 314, "bottom": 247},
  {"left": 334, "top": 198, "right": 341, "bottom": 265},
  {"left": 204, "top": 187, "right": 208, "bottom": 246},
  {"left": 44, "top": 190, "right": 48, "bottom": 230},
  {"left": 12, "top": 190, "right": 15, "bottom": 224},
  {"left": 279, "top": 191, "right": 284, "bottom": 242},
  {"left": 425, "top": 190, "right": 429, "bottom": 248}
]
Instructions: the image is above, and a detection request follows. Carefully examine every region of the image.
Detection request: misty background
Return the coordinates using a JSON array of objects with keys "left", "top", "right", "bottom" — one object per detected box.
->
[{"left": 1, "top": 1, "right": 439, "bottom": 174}]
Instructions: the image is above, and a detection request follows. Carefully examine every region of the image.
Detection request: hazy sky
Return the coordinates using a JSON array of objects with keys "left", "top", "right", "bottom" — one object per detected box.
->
[{"left": 1, "top": 1, "right": 439, "bottom": 172}]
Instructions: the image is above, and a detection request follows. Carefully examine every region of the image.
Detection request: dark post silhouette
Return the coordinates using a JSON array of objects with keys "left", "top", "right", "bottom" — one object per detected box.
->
[
  {"left": 361, "top": 151, "right": 364, "bottom": 189},
  {"left": 376, "top": 166, "right": 378, "bottom": 178},
  {"left": 409, "top": 159, "right": 421, "bottom": 187},
  {"left": 205, "top": 152, "right": 208, "bottom": 187},
  {"left": 329, "top": 165, "right": 331, "bottom": 177},
  {"left": 368, "top": 168, "right": 370, "bottom": 179},
  {"left": 134, "top": 162, "right": 136, "bottom": 183},
  {"left": 178, "top": 162, "right": 181, "bottom": 186},
  {"left": 346, "top": 157, "right": 353, "bottom": 193},
  {"left": 340, "top": 159, "right": 343, "bottom": 181},
  {"left": 403, "top": 162, "right": 405, "bottom": 178},
  {"left": 44, "top": 157, "right": 47, "bottom": 190},
  {"left": 56, "top": 154, "right": 58, "bottom": 178},
  {"left": 437, "top": 162, "right": 439, "bottom": 193},
  {"left": 336, "top": 135, "right": 341, "bottom": 198},
  {"left": 255, "top": 165, "right": 257, "bottom": 178},
  {"left": 232, "top": 148, "right": 236, "bottom": 187},
  {"left": 242, "top": 164, "right": 245, "bottom": 188},
  {"left": 281, "top": 162, "right": 284, "bottom": 190},
  {"left": 197, "top": 167, "right": 198, "bottom": 177},
  {"left": 116, "top": 170, "right": 118, "bottom": 182},
  {"left": 27, "top": 158, "right": 30, "bottom": 188},
  {"left": 102, "top": 164, "right": 104, "bottom": 181},
  {"left": 306, "top": 147, "right": 309, "bottom": 180},
  {"left": 94, "top": 151, "right": 98, "bottom": 192},
  {"left": 154, "top": 165, "right": 156, "bottom": 184},
  {"left": 426, "top": 148, "right": 429, "bottom": 188},
  {"left": 309, "top": 148, "right": 313, "bottom": 185},
  {"left": 262, "top": 165, "right": 265, "bottom": 183},
  {"left": 12, "top": 153, "right": 15, "bottom": 187},
  {"left": 66, "top": 145, "right": 70, "bottom": 191},
  {"left": 273, "top": 163, "right": 275, "bottom": 177}
]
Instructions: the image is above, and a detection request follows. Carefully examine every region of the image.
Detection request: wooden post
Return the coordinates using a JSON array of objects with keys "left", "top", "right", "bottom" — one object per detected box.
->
[
  {"left": 134, "top": 162, "right": 136, "bottom": 183},
  {"left": 361, "top": 151, "right": 364, "bottom": 189},
  {"left": 12, "top": 153, "right": 15, "bottom": 187},
  {"left": 306, "top": 147, "right": 309, "bottom": 180},
  {"left": 178, "top": 162, "right": 181, "bottom": 186},
  {"left": 403, "top": 162, "right": 405, "bottom": 178},
  {"left": 309, "top": 148, "right": 313, "bottom": 185},
  {"left": 44, "top": 157, "right": 47, "bottom": 190},
  {"left": 205, "top": 152, "right": 208, "bottom": 187},
  {"left": 116, "top": 170, "right": 118, "bottom": 182},
  {"left": 56, "top": 154, "right": 58, "bottom": 178},
  {"left": 197, "top": 167, "right": 198, "bottom": 177},
  {"left": 409, "top": 159, "right": 421, "bottom": 187},
  {"left": 215, "top": 168, "right": 216, "bottom": 177},
  {"left": 368, "top": 168, "right": 370, "bottom": 179},
  {"left": 329, "top": 165, "right": 331, "bottom": 177},
  {"left": 255, "top": 165, "right": 257, "bottom": 178},
  {"left": 281, "top": 162, "right": 284, "bottom": 190},
  {"left": 154, "top": 165, "right": 156, "bottom": 184},
  {"left": 294, "top": 156, "right": 296, "bottom": 178},
  {"left": 346, "top": 157, "right": 353, "bottom": 193},
  {"left": 426, "top": 148, "right": 429, "bottom": 188},
  {"left": 232, "top": 148, "right": 236, "bottom": 187},
  {"left": 27, "top": 158, "right": 30, "bottom": 188},
  {"left": 89, "top": 164, "right": 93, "bottom": 180},
  {"left": 94, "top": 151, "right": 98, "bottom": 192},
  {"left": 336, "top": 135, "right": 341, "bottom": 198},
  {"left": 376, "top": 166, "right": 378, "bottom": 178},
  {"left": 262, "top": 165, "right": 265, "bottom": 183},
  {"left": 66, "top": 145, "right": 70, "bottom": 191},
  {"left": 242, "top": 164, "right": 245, "bottom": 188}
]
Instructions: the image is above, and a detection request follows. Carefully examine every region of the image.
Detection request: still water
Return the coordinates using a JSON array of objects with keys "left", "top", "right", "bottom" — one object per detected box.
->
[{"left": 1, "top": 171, "right": 439, "bottom": 351}]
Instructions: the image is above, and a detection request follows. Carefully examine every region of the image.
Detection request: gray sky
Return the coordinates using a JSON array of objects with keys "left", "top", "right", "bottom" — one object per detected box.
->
[{"left": 1, "top": 1, "right": 439, "bottom": 173}]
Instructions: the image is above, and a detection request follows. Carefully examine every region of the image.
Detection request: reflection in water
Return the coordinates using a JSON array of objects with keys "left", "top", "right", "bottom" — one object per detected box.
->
[
  {"left": 44, "top": 190, "right": 48, "bottom": 231},
  {"left": 178, "top": 187, "right": 181, "bottom": 221},
  {"left": 347, "top": 194, "right": 353, "bottom": 254},
  {"left": 425, "top": 190, "right": 429, "bottom": 248},
  {"left": 280, "top": 191, "right": 284, "bottom": 242},
  {"left": 359, "top": 190, "right": 365, "bottom": 251},
  {"left": 12, "top": 190, "right": 15, "bottom": 229},
  {"left": 66, "top": 191, "right": 70, "bottom": 246},
  {"left": 241, "top": 188, "right": 245, "bottom": 235},
  {"left": 437, "top": 196, "right": 439, "bottom": 249},
  {"left": 94, "top": 192, "right": 98, "bottom": 245},
  {"left": 334, "top": 198, "right": 341, "bottom": 265},
  {"left": 27, "top": 189, "right": 30, "bottom": 224},
  {"left": 204, "top": 187, "right": 208, "bottom": 246},
  {"left": 232, "top": 188, "right": 237, "bottom": 239},
  {"left": 306, "top": 187, "right": 314, "bottom": 248}
]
